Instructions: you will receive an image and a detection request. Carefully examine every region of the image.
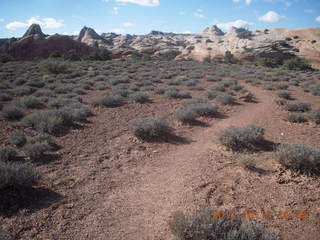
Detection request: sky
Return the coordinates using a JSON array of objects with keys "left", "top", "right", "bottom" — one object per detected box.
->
[{"left": 0, "top": 0, "right": 320, "bottom": 38}]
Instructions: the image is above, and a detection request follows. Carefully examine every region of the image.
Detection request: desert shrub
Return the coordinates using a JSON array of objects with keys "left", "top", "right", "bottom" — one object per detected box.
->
[
  {"left": 205, "top": 90, "right": 218, "bottom": 100},
  {"left": 216, "top": 93, "right": 235, "bottom": 105},
  {"left": 236, "top": 27, "right": 253, "bottom": 39},
  {"left": 275, "top": 144, "right": 320, "bottom": 172},
  {"left": 10, "top": 131, "right": 27, "bottom": 147},
  {"left": 0, "top": 146, "right": 17, "bottom": 162},
  {"left": 0, "top": 161, "right": 39, "bottom": 190},
  {"left": 12, "top": 86, "right": 36, "bottom": 96},
  {"left": 239, "top": 155, "right": 256, "bottom": 169},
  {"left": 166, "top": 89, "right": 191, "bottom": 99},
  {"left": 132, "top": 92, "right": 150, "bottom": 103},
  {"left": 92, "top": 94, "right": 124, "bottom": 107},
  {"left": 41, "top": 59, "right": 71, "bottom": 74},
  {"left": 23, "top": 110, "right": 67, "bottom": 134},
  {"left": 307, "top": 110, "right": 320, "bottom": 124},
  {"left": 49, "top": 50, "right": 62, "bottom": 59},
  {"left": 17, "top": 96, "right": 43, "bottom": 109},
  {"left": 58, "top": 103, "right": 91, "bottom": 122},
  {"left": 286, "top": 112, "right": 307, "bottom": 123},
  {"left": 284, "top": 101, "right": 311, "bottom": 112},
  {"left": 129, "top": 117, "right": 172, "bottom": 140},
  {"left": 0, "top": 53, "right": 14, "bottom": 63},
  {"left": 154, "top": 87, "right": 166, "bottom": 94},
  {"left": 1, "top": 105, "right": 25, "bottom": 120},
  {"left": 183, "top": 99, "right": 218, "bottom": 117},
  {"left": 284, "top": 57, "right": 313, "bottom": 71},
  {"left": 277, "top": 91, "right": 292, "bottom": 100},
  {"left": 258, "top": 58, "right": 280, "bottom": 68},
  {"left": 0, "top": 93, "right": 12, "bottom": 101},
  {"left": 224, "top": 51, "right": 237, "bottom": 64},
  {"left": 169, "top": 208, "right": 280, "bottom": 240},
  {"left": 230, "top": 84, "right": 243, "bottom": 91},
  {"left": 23, "top": 142, "right": 50, "bottom": 161},
  {"left": 64, "top": 49, "right": 81, "bottom": 61},
  {"left": 175, "top": 108, "right": 198, "bottom": 123},
  {"left": 218, "top": 125, "right": 265, "bottom": 151},
  {"left": 185, "top": 80, "right": 197, "bottom": 87}
]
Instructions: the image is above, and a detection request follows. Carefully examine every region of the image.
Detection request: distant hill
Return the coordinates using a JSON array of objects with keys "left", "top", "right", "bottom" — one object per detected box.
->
[{"left": 1, "top": 24, "right": 319, "bottom": 68}]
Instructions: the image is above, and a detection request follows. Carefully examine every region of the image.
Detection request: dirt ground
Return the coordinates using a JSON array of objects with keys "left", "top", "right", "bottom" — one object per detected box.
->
[{"left": 1, "top": 61, "right": 320, "bottom": 240}]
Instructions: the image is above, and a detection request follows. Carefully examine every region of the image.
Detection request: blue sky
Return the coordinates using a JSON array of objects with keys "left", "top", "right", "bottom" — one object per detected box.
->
[{"left": 0, "top": 0, "right": 319, "bottom": 38}]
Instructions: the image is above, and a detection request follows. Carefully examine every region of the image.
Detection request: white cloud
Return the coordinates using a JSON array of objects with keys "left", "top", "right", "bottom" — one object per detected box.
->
[
  {"left": 316, "top": 16, "right": 320, "bottom": 22},
  {"left": 123, "top": 22, "right": 134, "bottom": 27},
  {"left": 111, "top": 28, "right": 125, "bottom": 33},
  {"left": 232, "top": 0, "right": 252, "bottom": 5},
  {"left": 217, "top": 19, "right": 252, "bottom": 31},
  {"left": 112, "top": 7, "right": 119, "bottom": 14},
  {"left": 194, "top": 9, "right": 205, "bottom": 18},
  {"left": 258, "top": 11, "right": 283, "bottom": 22},
  {"left": 6, "top": 21, "right": 28, "bottom": 30},
  {"left": 115, "top": 0, "right": 159, "bottom": 6},
  {"left": 6, "top": 17, "right": 63, "bottom": 30}
]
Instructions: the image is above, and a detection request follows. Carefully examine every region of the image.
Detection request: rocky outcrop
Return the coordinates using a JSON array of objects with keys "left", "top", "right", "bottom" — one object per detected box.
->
[
  {"left": 1, "top": 24, "right": 320, "bottom": 67},
  {"left": 0, "top": 25, "right": 93, "bottom": 60},
  {"left": 23, "top": 24, "right": 45, "bottom": 39},
  {"left": 77, "top": 26, "right": 107, "bottom": 47}
]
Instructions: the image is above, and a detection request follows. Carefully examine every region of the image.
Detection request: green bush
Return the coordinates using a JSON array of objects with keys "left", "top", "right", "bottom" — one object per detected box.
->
[
  {"left": 284, "top": 101, "right": 311, "bottom": 112},
  {"left": 224, "top": 51, "right": 237, "bottom": 64},
  {"left": 58, "top": 103, "right": 91, "bottom": 122},
  {"left": 258, "top": 58, "right": 280, "bottom": 68},
  {"left": 165, "top": 89, "right": 191, "bottom": 99},
  {"left": 0, "top": 161, "right": 39, "bottom": 190},
  {"left": 0, "top": 53, "right": 14, "bottom": 63},
  {"left": 64, "top": 49, "right": 81, "bottom": 61},
  {"left": 2, "top": 105, "right": 25, "bottom": 120},
  {"left": 49, "top": 50, "right": 62, "bottom": 59},
  {"left": 129, "top": 117, "right": 172, "bottom": 140},
  {"left": 0, "top": 146, "right": 17, "bottom": 162},
  {"left": 41, "top": 59, "right": 71, "bottom": 74},
  {"left": 10, "top": 131, "right": 27, "bottom": 147},
  {"left": 182, "top": 99, "right": 218, "bottom": 117},
  {"left": 218, "top": 125, "right": 265, "bottom": 151},
  {"left": 276, "top": 144, "right": 320, "bottom": 172},
  {"left": 169, "top": 208, "right": 280, "bottom": 240},
  {"left": 284, "top": 57, "right": 313, "bottom": 71},
  {"left": 236, "top": 28, "right": 253, "bottom": 39}
]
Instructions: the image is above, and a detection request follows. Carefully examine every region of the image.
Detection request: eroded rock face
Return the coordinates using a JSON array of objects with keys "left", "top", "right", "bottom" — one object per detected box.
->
[{"left": 1, "top": 24, "right": 320, "bottom": 67}]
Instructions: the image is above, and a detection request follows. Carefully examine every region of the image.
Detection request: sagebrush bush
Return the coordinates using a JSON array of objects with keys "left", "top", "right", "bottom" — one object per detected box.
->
[
  {"left": 284, "top": 101, "right": 311, "bottom": 112},
  {"left": 0, "top": 146, "right": 17, "bottom": 162},
  {"left": 23, "top": 142, "right": 50, "bottom": 161},
  {"left": 286, "top": 112, "right": 307, "bottom": 123},
  {"left": 276, "top": 144, "right": 320, "bottom": 172},
  {"left": 175, "top": 108, "right": 198, "bottom": 123},
  {"left": 277, "top": 91, "right": 292, "bottom": 100},
  {"left": 10, "top": 131, "right": 27, "bottom": 147},
  {"left": 23, "top": 110, "right": 66, "bottom": 134},
  {"left": 165, "top": 89, "right": 191, "bottom": 99},
  {"left": 216, "top": 93, "right": 235, "bottom": 105},
  {"left": 0, "top": 161, "right": 39, "bottom": 190},
  {"left": 169, "top": 208, "right": 280, "bottom": 240},
  {"left": 154, "top": 88, "right": 166, "bottom": 94},
  {"left": 41, "top": 59, "right": 71, "bottom": 74},
  {"left": 58, "top": 103, "right": 91, "bottom": 122},
  {"left": 182, "top": 99, "right": 218, "bottom": 117},
  {"left": 307, "top": 110, "right": 320, "bottom": 124},
  {"left": 129, "top": 117, "right": 172, "bottom": 140},
  {"left": 132, "top": 92, "right": 150, "bottom": 103},
  {"left": 17, "top": 96, "right": 43, "bottom": 109},
  {"left": 2, "top": 105, "right": 25, "bottom": 120},
  {"left": 92, "top": 94, "right": 124, "bottom": 107},
  {"left": 218, "top": 125, "right": 265, "bottom": 151}
]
